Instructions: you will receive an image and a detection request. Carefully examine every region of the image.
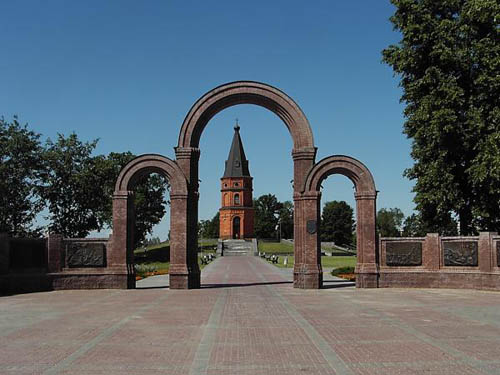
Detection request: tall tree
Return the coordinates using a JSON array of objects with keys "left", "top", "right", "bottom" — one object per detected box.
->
[
  {"left": 0, "top": 116, "right": 45, "bottom": 236},
  {"left": 320, "top": 200, "right": 354, "bottom": 245},
  {"left": 383, "top": 0, "right": 500, "bottom": 234},
  {"left": 199, "top": 212, "right": 220, "bottom": 239},
  {"left": 377, "top": 208, "right": 405, "bottom": 237},
  {"left": 278, "top": 201, "right": 294, "bottom": 239},
  {"left": 40, "top": 133, "right": 104, "bottom": 237},
  {"left": 253, "top": 194, "right": 282, "bottom": 239}
]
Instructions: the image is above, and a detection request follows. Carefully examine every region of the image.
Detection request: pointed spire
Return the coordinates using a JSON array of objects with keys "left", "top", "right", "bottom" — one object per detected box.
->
[{"left": 223, "top": 120, "right": 250, "bottom": 177}]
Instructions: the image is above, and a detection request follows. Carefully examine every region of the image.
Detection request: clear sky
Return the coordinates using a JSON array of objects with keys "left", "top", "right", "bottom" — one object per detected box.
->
[{"left": 0, "top": 1, "right": 414, "bottom": 239}]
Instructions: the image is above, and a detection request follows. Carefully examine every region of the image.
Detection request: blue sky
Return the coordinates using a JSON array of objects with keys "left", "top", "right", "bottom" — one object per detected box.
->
[{"left": 0, "top": 1, "right": 414, "bottom": 239}]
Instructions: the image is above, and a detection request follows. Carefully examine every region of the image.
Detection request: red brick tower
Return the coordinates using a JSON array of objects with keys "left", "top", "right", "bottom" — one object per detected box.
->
[{"left": 219, "top": 123, "right": 254, "bottom": 239}]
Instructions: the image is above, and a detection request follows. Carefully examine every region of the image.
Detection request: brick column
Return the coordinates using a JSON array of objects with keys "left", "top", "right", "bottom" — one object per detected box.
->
[
  {"left": 423, "top": 233, "right": 440, "bottom": 270},
  {"left": 354, "top": 192, "right": 378, "bottom": 288},
  {"left": 47, "top": 234, "right": 63, "bottom": 273},
  {"left": 175, "top": 147, "right": 201, "bottom": 289},
  {"left": 110, "top": 191, "right": 133, "bottom": 287},
  {"left": 293, "top": 191, "right": 322, "bottom": 289},
  {"left": 0, "top": 233, "right": 9, "bottom": 274},
  {"left": 478, "top": 232, "right": 495, "bottom": 273},
  {"left": 291, "top": 147, "right": 316, "bottom": 193}
]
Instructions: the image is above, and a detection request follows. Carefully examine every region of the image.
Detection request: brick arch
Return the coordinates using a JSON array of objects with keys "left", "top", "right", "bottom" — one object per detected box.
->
[
  {"left": 114, "top": 154, "right": 188, "bottom": 195},
  {"left": 174, "top": 81, "right": 318, "bottom": 289},
  {"left": 295, "top": 155, "right": 379, "bottom": 289},
  {"left": 303, "top": 155, "right": 376, "bottom": 195},
  {"left": 177, "top": 81, "right": 315, "bottom": 150},
  {"left": 110, "top": 154, "right": 197, "bottom": 290}
]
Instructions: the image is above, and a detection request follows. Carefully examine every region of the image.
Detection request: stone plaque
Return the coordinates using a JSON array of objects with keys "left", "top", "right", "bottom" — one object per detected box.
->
[
  {"left": 497, "top": 242, "right": 500, "bottom": 267},
  {"left": 386, "top": 242, "right": 422, "bottom": 266},
  {"left": 306, "top": 220, "right": 317, "bottom": 234},
  {"left": 66, "top": 242, "right": 106, "bottom": 267},
  {"left": 443, "top": 241, "right": 478, "bottom": 267}
]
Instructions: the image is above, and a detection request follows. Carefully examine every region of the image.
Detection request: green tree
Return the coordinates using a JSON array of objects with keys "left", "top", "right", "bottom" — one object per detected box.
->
[
  {"left": 0, "top": 116, "right": 45, "bottom": 236},
  {"left": 402, "top": 213, "right": 458, "bottom": 236},
  {"left": 320, "top": 201, "right": 354, "bottom": 245},
  {"left": 383, "top": 0, "right": 500, "bottom": 234},
  {"left": 199, "top": 212, "right": 219, "bottom": 239},
  {"left": 278, "top": 200, "right": 294, "bottom": 239},
  {"left": 40, "top": 133, "right": 105, "bottom": 237},
  {"left": 254, "top": 194, "right": 282, "bottom": 239},
  {"left": 377, "top": 208, "right": 405, "bottom": 237}
]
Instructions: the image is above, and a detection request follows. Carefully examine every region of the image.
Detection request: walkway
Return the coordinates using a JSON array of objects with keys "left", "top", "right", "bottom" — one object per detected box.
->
[{"left": 1, "top": 257, "right": 500, "bottom": 374}]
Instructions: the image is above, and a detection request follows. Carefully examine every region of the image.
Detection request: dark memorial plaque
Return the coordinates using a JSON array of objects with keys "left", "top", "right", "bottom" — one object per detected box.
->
[
  {"left": 66, "top": 242, "right": 106, "bottom": 267},
  {"left": 306, "top": 220, "right": 317, "bottom": 234},
  {"left": 443, "top": 241, "right": 478, "bottom": 267},
  {"left": 497, "top": 242, "right": 500, "bottom": 267},
  {"left": 386, "top": 242, "right": 422, "bottom": 266}
]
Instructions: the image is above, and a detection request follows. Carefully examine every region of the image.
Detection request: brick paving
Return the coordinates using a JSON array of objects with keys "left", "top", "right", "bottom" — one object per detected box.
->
[{"left": 2, "top": 257, "right": 500, "bottom": 374}]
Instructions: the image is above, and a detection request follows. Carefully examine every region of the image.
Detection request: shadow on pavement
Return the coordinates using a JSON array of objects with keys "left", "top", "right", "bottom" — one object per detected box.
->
[{"left": 202, "top": 281, "right": 293, "bottom": 289}]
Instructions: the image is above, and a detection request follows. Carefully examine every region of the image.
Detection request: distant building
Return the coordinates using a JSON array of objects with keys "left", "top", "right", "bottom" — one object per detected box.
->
[{"left": 219, "top": 123, "right": 254, "bottom": 239}]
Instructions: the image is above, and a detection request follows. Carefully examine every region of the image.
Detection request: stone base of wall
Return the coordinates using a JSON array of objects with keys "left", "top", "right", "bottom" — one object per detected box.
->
[
  {"left": 379, "top": 271, "right": 500, "bottom": 291},
  {"left": 50, "top": 272, "right": 130, "bottom": 290},
  {"left": 0, "top": 273, "right": 51, "bottom": 295}
]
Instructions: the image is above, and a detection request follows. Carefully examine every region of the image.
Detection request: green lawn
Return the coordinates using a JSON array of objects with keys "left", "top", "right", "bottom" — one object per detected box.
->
[
  {"left": 270, "top": 255, "right": 356, "bottom": 269},
  {"left": 258, "top": 241, "right": 294, "bottom": 254}
]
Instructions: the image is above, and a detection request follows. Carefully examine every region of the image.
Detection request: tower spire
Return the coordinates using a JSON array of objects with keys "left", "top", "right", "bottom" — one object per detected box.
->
[{"left": 223, "top": 122, "right": 250, "bottom": 177}]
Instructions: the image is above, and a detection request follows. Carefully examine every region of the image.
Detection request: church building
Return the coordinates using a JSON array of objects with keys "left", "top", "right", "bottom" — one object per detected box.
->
[{"left": 219, "top": 123, "right": 254, "bottom": 239}]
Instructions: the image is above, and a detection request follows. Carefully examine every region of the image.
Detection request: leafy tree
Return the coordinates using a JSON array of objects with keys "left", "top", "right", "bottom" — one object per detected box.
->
[
  {"left": 39, "top": 133, "right": 105, "bottom": 237},
  {"left": 199, "top": 212, "right": 219, "bottom": 238},
  {"left": 320, "top": 200, "right": 354, "bottom": 245},
  {"left": 402, "top": 213, "right": 458, "bottom": 236},
  {"left": 278, "top": 201, "right": 294, "bottom": 239},
  {"left": 0, "top": 116, "right": 45, "bottom": 236},
  {"left": 383, "top": 0, "right": 500, "bottom": 234},
  {"left": 254, "top": 194, "right": 282, "bottom": 239},
  {"left": 377, "top": 208, "right": 405, "bottom": 237}
]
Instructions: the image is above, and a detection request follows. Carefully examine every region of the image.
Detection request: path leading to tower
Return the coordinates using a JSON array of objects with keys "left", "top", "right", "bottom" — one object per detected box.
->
[{"left": 2, "top": 256, "right": 500, "bottom": 374}]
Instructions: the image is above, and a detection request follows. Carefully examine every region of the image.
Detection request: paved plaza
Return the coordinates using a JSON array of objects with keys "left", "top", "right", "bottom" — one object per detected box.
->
[{"left": 2, "top": 257, "right": 500, "bottom": 374}]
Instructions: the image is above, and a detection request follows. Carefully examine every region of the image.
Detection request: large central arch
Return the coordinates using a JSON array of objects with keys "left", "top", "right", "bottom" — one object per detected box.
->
[{"left": 174, "top": 81, "right": 318, "bottom": 288}]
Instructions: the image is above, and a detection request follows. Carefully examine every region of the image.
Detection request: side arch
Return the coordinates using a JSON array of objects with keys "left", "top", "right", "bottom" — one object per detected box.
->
[
  {"left": 296, "top": 155, "right": 378, "bottom": 289},
  {"left": 177, "top": 81, "right": 315, "bottom": 150},
  {"left": 114, "top": 154, "right": 188, "bottom": 195},
  {"left": 303, "top": 155, "right": 376, "bottom": 195},
  {"left": 110, "top": 154, "right": 198, "bottom": 289}
]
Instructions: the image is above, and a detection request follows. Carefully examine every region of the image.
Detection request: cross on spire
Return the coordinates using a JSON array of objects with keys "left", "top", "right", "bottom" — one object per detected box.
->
[{"left": 234, "top": 118, "right": 240, "bottom": 131}]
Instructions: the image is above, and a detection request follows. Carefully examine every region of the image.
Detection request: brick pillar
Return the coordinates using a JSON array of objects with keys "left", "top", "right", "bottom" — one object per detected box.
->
[
  {"left": 47, "top": 234, "right": 63, "bottom": 273},
  {"left": 478, "top": 232, "right": 495, "bottom": 273},
  {"left": 294, "top": 191, "right": 322, "bottom": 289},
  {"left": 292, "top": 147, "right": 316, "bottom": 194},
  {"left": 110, "top": 191, "right": 133, "bottom": 288},
  {"left": 354, "top": 192, "right": 378, "bottom": 288},
  {"left": 423, "top": 233, "right": 440, "bottom": 270},
  {"left": 175, "top": 147, "right": 201, "bottom": 289},
  {"left": 0, "top": 233, "right": 9, "bottom": 274}
]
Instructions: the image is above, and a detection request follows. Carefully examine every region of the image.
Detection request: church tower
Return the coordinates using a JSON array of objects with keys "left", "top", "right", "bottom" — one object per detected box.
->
[{"left": 219, "top": 123, "right": 254, "bottom": 239}]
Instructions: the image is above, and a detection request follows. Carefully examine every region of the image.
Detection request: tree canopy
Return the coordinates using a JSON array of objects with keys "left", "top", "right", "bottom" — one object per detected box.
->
[
  {"left": 253, "top": 194, "right": 282, "bottom": 239},
  {"left": 377, "top": 208, "right": 405, "bottom": 237},
  {"left": 383, "top": 0, "right": 500, "bottom": 234},
  {"left": 320, "top": 200, "right": 354, "bottom": 245},
  {"left": 0, "top": 116, "right": 45, "bottom": 236}
]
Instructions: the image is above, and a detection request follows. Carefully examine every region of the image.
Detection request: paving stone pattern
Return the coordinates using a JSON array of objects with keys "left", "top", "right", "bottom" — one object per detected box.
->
[{"left": 1, "top": 257, "right": 500, "bottom": 374}]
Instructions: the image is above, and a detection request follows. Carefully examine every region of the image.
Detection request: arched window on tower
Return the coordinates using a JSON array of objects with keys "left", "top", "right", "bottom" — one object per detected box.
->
[{"left": 234, "top": 193, "right": 240, "bottom": 205}]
